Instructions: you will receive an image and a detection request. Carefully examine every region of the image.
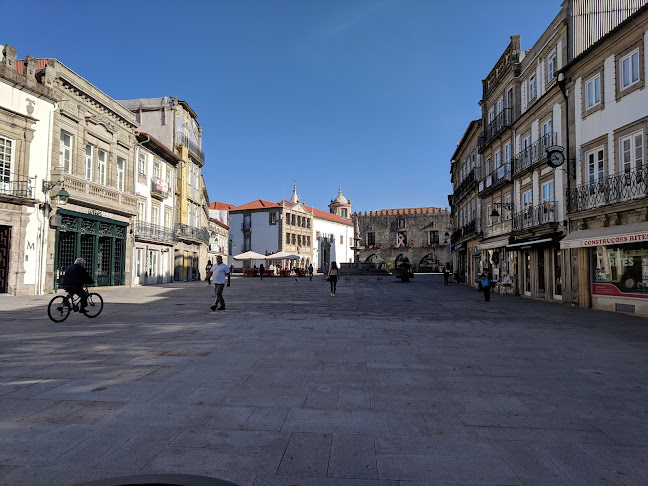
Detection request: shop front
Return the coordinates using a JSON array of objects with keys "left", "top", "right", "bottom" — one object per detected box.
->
[
  {"left": 53, "top": 209, "right": 129, "bottom": 290},
  {"left": 507, "top": 234, "right": 563, "bottom": 300},
  {"left": 477, "top": 237, "right": 513, "bottom": 294},
  {"left": 561, "top": 222, "right": 648, "bottom": 315}
]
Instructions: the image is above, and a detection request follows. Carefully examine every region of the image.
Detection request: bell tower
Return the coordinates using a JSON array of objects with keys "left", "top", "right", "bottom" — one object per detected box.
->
[{"left": 328, "top": 187, "right": 352, "bottom": 218}]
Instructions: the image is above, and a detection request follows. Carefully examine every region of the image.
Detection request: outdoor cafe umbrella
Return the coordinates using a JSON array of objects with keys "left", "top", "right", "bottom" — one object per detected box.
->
[
  {"left": 265, "top": 251, "right": 300, "bottom": 260},
  {"left": 232, "top": 250, "right": 267, "bottom": 266}
]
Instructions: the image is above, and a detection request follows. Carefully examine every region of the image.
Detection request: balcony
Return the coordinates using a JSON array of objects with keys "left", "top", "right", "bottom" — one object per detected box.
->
[
  {"left": 133, "top": 221, "right": 175, "bottom": 244},
  {"left": 451, "top": 220, "right": 478, "bottom": 243},
  {"left": 52, "top": 169, "right": 137, "bottom": 216},
  {"left": 175, "top": 223, "right": 210, "bottom": 244},
  {"left": 150, "top": 176, "right": 170, "bottom": 200},
  {"left": 513, "top": 133, "right": 556, "bottom": 176},
  {"left": 567, "top": 167, "right": 648, "bottom": 213},
  {"left": 477, "top": 108, "right": 513, "bottom": 152},
  {"left": 512, "top": 201, "right": 559, "bottom": 232},
  {"left": 452, "top": 168, "right": 480, "bottom": 203},
  {"left": 0, "top": 174, "right": 34, "bottom": 202},
  {"left": 177, "top": 134, "right": 205, "bottom": 165},
  {"left": 478, "top": 164, "right": 512, "bottom": 197}
]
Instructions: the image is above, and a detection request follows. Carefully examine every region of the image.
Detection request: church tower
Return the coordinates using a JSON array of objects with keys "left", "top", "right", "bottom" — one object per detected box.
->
[{"left": 328, "top": 187, "right": 352, "bottom": 219}]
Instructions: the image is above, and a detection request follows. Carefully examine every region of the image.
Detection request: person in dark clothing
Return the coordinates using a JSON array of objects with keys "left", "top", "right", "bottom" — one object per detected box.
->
[
  {"left": 259, "top": 263, "right": 265, "bottom": 280},
  {"left": 443, "top": 267, "right": 450, "bottom": 285},
  {"left": 62, "top": 258, "right": 94, "bottom": 313}
]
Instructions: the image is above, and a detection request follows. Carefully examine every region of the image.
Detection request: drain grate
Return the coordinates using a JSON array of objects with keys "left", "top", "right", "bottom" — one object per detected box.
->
[{"left": 615, "top": 303, "right": 635, "bottom": 313}]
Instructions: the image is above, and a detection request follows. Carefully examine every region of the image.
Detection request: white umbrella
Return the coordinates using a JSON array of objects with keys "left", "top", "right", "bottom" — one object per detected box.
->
[
  {"left": 266, "top": 251, "right": 300, "bottom": 260},
  {"left": 233, "top": 250, "right": 267, "bottom": 261}
]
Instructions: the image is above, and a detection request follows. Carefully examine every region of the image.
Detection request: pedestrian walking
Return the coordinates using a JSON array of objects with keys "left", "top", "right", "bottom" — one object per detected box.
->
[
  {"left": 210, "top": 255, "right": 230, "bottom": 311},
  {"left": 328, "top": 261, "right": 339, "bottom": 296},
  {"left": 205, "top": 260, "right": 213, "bottom": 285},
  {"left": 324, "top": 262, "right": 329, "bottom": 277},
  {"left": 480, "top": 270, "right": 492, "bottom": 302},
  {"left": 259, "top": 262, "right": 265, "bottom": 280},
  {"left": 308, "top": 263, "right": 313, "bottom": 281},
  {"left": 443, "top": 266, "right": 450, "bottom": 286}
]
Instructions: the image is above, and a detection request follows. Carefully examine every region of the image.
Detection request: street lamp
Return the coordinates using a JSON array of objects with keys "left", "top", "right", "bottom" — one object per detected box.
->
[
  {"left": 39, "top": 180, "right": 69, "bottom": 221},
  {"left": 490, "top": 202, "right": 513, "bottom": 218}
]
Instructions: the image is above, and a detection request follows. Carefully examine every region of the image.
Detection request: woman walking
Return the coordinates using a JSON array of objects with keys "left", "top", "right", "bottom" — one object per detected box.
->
[{"left": 329, "top": 261, "right": 340, "bottom": 296}]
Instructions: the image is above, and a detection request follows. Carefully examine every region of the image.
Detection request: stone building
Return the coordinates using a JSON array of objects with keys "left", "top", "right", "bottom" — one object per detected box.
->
[
  {"left": 6, "top": 49, "right": 140, "bottom": 291},
  {"left": 0, "top": 45, "right": 57, "bottom": 295},
  {"left": 354, "top": 207, "right": 452, "bottom": 272}
]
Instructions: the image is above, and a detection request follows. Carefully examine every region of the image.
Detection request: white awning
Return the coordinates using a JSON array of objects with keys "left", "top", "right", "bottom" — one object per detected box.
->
[
  {"left": 507, "top": 237, "right": 554, "bottom": 249},
  {"left": 560, "top": 222, "right": 648, "bottom": 249},
  {"left": 477, "top": 238, "right": 509, "bottom": 250}
]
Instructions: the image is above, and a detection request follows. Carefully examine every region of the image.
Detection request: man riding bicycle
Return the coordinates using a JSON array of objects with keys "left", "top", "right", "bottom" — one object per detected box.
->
[{"left": 62, "top": 258, "right": 94, "bottom": 313}]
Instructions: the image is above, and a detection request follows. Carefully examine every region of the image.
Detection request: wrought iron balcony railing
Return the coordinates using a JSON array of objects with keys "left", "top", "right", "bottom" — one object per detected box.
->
[
  {"left": 567, "top": 167, "right": 648, "bottom": 213},
  {"left": 477, "top": 108, "right": 513, "bottom": 152},
  {"left": 479, "top": 163, "right": 512, "bottom": 196},
  {"left": 453, "top": 168, "right": 480, "bottom": 203},
  {"left": 175, "top": 223, "right": 210, "bottom": 244},
  {"left": 150, "top": 176, "right": 170, "bottom": 199},
  {"left": 0, "top": 175, "right": 34, "bottom": 200},
  {"left": 513, "top": 132, "right": 556, "bottom": 175},
  {"left": 512, "top": 201, "right": 558, "bottom": 231},
  {"left": 177, "top": 134, "right": 205, "bottom": 165},
  {"left": 451, "top": 219, "right": 478, "bottom": 243},
  {"left": 134, "top": 221, "right": 175, "bottom": 243}
]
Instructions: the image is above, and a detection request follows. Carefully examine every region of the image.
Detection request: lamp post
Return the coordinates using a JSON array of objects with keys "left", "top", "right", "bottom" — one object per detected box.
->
[
  {"left": 40, "top": 180, "right": 69, "bottom": 226},
  {"left": 490, "top": 201, "right": 513, "bottom": 218}
]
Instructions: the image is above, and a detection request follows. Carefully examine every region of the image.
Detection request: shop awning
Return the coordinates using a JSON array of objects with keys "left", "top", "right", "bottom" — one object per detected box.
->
[
  {"left": 477, "top": 237, "right": 510, "bottom": 250},
  {"left": 507, "top": 237, "right": 554, "bottom": 249},
  {"left": 560, "top": 222, "right": 648, "bottom": 249}
]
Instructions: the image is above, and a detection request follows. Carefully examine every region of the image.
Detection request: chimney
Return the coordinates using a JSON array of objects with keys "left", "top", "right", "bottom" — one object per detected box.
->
[{"left": 2, "top": 44, "right": 16, "bottom": 69}]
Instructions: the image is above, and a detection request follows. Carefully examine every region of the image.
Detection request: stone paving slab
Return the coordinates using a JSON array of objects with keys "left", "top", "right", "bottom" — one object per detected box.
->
[{"left": 0, "top": 275, "right": 646, "bottom": 485}]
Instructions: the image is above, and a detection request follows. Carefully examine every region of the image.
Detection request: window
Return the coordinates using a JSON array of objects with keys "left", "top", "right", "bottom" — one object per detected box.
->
[
  {"left": 116, "top": 157, "right": 125, "bottom": 191},
  {"left": 529, "top": 74, "right": 537, "bottom": 100},
  {"left": 542, "top": 181, "right": 555, "bottom": 212},
  {"left": 429, "top": 231, "right": 439, "bottom": 244},
  {"left": 291, "top": 234, "right": 296, "bottom": 245},
  {"left": 507, "top": 88, "right": 513, "bottom": 109},
  {"left": 297, "top": 216, "right": 301, "bottom": 227},
  {"left": 151, "top": 206, "right": 159, "bottom": 225},
  {"left": 137, "top": 201, "right": 145, "bottom": 222},
  {"left": 164, "top": 210, "right": 172, "bottom": 228},
  {"left": 60, "top": 130, "right": 73, "bottom": 172},
  {"left": 136, "top": 248, "right": 143, "bottom": 278},
  {"left": 586, "top": 75, "right": 601, "bottom": 109},
  {"left": 505, "top": 142, "right": 511, "bottom": 171},
  {"left": 291, "top": 214, "right": 295, "bottom": 225},
  {"left": 298, "top": 235, "right": 302, "bottom": 246},
  {"left": 138, "top": 153, "right": 146, "bottom": 178},
  {"left": 587, "top": 147, "right": 605, "bottom": 184},
  {"left": 620, "top": 130, "right": 644, "bottom": 174},
  {"left": 340, "top": 235, "right": 343, "bottom": 245},
  {"left": 367, "top": 232, "right": 375, "bottom": 246},
  {"left": 85, "top": 144, "right": 94, "bottom": 180},
  {"left": 153, "top": 161, "right": 160, "bottom": 179},
  {"left": 496, "top": 98, "right": 503, "bottom": 115},
  {"left": 486, "top": 204, "right": 492, "bottom": 227},
  {"left": 97, "top": 150, "right": 107, "bottom": 185},
  {"left": 0, "top": 135, "right": 13, "bottom": 183},
  {"left": 488, "top": 108, "right": 495, "bottom": 123},
  {"left": 316, "top": 231, "right": 320, "bottom": 239},
  {"left": 307, "top": 218, "right": 311, "bottom": 228},
  {"left": 620, "top": 48, "right": 640, "bottom": 90},
  {"left": 286, "top": 233, "right": 290, "bottom": 244},
  {"left": 523, "top": 190, "right": 533, "bottom": 210},
  {"left": 542, "top": 119, "right": 553, "bottom": 148},
  {"left": 547, "top": 51, "right": 556, "bottom": 82},
  {"left": 269, "top": 212, "right": 277, "bottom": 224},
  {"left": 340, "top": 208, "right": 347, "bottom": 218},
  {"left": 148, "top": 250, "right": 158, "bottom": 277},
  {"left": 504, "top": 195, "right": 512, "bottom": 220}
]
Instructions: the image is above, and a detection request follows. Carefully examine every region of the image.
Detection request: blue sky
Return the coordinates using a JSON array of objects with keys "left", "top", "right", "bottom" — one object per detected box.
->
[{"left": 3, "top": 1, "right": 561, "bottom": 213}]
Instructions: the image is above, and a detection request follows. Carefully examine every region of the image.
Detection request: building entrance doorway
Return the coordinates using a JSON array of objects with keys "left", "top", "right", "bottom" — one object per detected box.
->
[{"left": 0, "top": 225, "right": 10, "bottom": 293}]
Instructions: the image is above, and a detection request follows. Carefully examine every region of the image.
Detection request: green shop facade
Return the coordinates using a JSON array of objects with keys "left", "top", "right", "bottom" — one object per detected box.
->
[{"left": 53, "top": 209, "right": 129, "bottom": 290}]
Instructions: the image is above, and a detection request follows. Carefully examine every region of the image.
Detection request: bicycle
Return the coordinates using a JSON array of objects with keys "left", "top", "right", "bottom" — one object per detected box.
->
[{"left": 47, "top": 286, "right": 104, "bottom": 322}]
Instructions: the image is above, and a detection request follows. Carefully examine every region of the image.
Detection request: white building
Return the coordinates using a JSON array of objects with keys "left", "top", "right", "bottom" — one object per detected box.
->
[
  {"left": 228, "top": 186, "right": 354, "bottom": 271},
  {"left": 131, "top": 132, "right": 181, "bottom": 285},
  {"left": 0, "top": 45, "right": 57, "bottom": 295}
]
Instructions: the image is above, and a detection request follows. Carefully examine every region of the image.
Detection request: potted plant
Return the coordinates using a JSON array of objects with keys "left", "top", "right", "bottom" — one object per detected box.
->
[{"left": 394, "top": 262, "right": 414, "bottom": 282}]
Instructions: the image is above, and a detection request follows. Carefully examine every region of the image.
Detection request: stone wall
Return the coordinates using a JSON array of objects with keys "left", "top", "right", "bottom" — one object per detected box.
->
[{"left": 354, "top": 208, "right": 453, "bottom": 272}]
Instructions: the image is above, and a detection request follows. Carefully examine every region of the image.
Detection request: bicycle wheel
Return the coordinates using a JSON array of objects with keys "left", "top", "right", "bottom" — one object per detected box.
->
[
  {"left": 84, "top": 292, "right": 104, "bottom": 318},
  {"left": 48, "top": 295, "right": 71, "bottom": 322}
]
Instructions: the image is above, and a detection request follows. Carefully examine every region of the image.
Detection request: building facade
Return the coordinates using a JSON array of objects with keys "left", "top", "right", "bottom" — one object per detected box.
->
[
  {"left": 0, "top": 46, "right": 57, "bottom": 295},
  {"left": 131, "top": 132, "right": 181, "bottom": 285},
  {"left": 561, "top": 3, "right": 648, "bottom": 314},
  {"left": 119, "top": 97, "right": 210, "bottom": 282},
  {"left": 450, "top": 120, "right": 482, "bottom": 285},
  {"left": 355, "top": 207, "right": 452, "bottom": 272}
]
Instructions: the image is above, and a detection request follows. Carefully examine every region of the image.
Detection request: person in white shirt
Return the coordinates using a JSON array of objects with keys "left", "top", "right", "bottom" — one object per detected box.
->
[{"left": 210, "top": 255, "right": 230, "bottom": 311}]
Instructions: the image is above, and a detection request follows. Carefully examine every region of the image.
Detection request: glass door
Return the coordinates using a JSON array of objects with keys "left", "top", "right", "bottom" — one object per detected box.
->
[{"left": 537, "top": 249, "right": 545, "bottom": 298}]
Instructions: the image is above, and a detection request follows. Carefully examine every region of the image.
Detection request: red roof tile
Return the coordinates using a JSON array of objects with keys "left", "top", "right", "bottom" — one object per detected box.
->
[
  {"left": 232, "top": 199, "right": 282, "bottom": 211},
  {"left": 209, "top": 201, "right": 237, "bottom": 210},
  {"left": 283, "top": 200, "right": 353, "bottom": 226},
  {"left": 14, "top": 58, "right": 48, "bottom": 75}
]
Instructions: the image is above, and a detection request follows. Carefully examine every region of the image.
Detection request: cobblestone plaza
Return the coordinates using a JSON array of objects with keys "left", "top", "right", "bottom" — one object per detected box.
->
[{"left": 0, "top": 275, "right": 646, "bottom": 485}]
